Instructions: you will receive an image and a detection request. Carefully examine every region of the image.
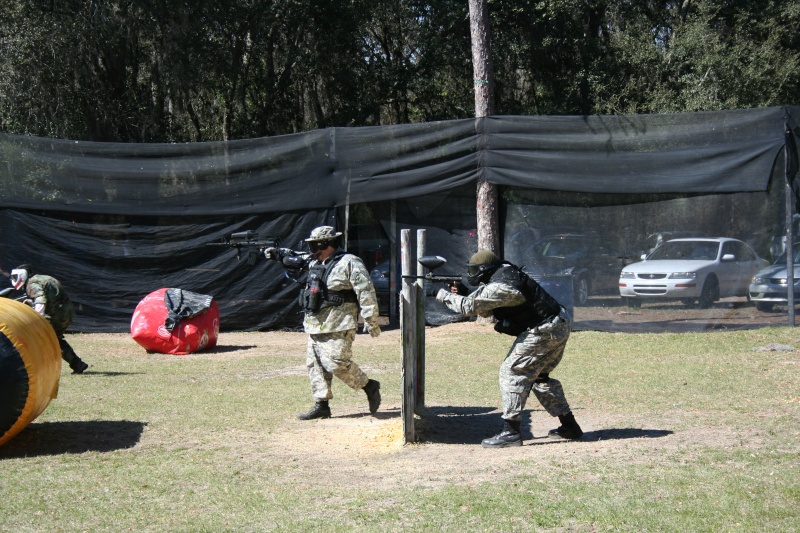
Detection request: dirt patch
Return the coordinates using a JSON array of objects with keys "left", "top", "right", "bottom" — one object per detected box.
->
[{"left": 261, "top": 403, "right": 760, "bottom": 490}]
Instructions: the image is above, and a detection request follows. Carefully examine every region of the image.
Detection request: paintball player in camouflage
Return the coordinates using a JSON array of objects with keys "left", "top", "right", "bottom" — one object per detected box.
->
[
  {"left": 434, "top": 250, "right": 583, "bottom": 448},
  {"left": 10, "top": 264, "right": 89, "bottom": 374},
  {"left": 264, "top": 226, "right": 382, "bottom": 420}
]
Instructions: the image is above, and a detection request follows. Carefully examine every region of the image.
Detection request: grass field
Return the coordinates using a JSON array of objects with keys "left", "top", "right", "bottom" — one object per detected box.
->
[{"left": 1, "top": 322, "right": 798, "bottom": 532}]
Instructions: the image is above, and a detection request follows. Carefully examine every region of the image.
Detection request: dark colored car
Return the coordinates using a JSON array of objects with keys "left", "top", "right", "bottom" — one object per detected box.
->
[
  {"left": 749, "top": 242, "right": 800, "bottom": 311},
  {"left": 369, "top": 260, "right": 469, "bottom": 324},
  {"left": 521, "top": 234, "right": 631, "bottom": 306},
  {"left": 370, "top": 261, "right": 393, "bottom": 316},
  {"left": 346, "top": 223, "right": 389, "bottom": 272}
]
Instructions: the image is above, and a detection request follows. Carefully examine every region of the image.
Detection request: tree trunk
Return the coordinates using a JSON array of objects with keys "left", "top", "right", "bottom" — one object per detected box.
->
[{"left": 469, "top": 0, "right": 500, "bottom": 254}]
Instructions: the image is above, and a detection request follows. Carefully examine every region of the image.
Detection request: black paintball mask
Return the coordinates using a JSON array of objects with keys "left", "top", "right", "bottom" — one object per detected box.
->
[
  {"left": 308, "top": 239, "right": 336, "bottom": 260},
  {"left": 466, "top": 250, "right": 501, "bottom": 286}
]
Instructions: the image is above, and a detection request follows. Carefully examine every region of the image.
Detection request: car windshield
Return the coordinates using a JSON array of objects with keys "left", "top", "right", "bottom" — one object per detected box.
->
[
  {"left": 648, "top": 241, "right": 719, "bottom": 261},
  {"left": 533, "top": 239, "right": 587, "bottom": 258},
  {"left": 775, "top": 244, "right": 800, "bottom": 264}
]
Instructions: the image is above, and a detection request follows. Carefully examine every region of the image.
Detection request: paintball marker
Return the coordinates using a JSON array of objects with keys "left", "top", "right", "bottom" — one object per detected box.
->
[
  {"left": 417, "top": 255, "right": 463, "bottom": 282},
  {"left": 408, "top": 255, "right": 465, "bottom": 284},
  {"left": 207, "top": 231, "right": 279, "bottom": 264},
  {"left": 0, "top": 287, "right": 27, "bottom": 301}
]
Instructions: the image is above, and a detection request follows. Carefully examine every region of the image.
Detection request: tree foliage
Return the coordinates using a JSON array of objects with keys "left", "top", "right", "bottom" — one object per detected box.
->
[{"left": 0, "top": 0, "right": 798, "bottom": 142}]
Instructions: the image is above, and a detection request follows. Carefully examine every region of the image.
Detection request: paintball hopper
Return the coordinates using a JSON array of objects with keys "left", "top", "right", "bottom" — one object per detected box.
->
[
  {"left": 418, "top": 255, "right": 447, "bottom": 271},
  {"left": 282, "top": 255, "right": 306, "bottom": 269}
]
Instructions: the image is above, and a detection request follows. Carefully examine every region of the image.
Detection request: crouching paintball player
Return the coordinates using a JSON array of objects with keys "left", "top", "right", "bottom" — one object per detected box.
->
[
  {"left": 10, "top": 264, "right": 89, "bottom": 374},
  {"left": 433, "top": 250, "right": 583, "bottom": 448},
  {"left": 263, "top": 226, "right": 382, "bottom": 420}
]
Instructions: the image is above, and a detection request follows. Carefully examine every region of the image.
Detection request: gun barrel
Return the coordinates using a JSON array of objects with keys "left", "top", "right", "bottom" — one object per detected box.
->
[{"left": 426, "top": 274, "right": 463, "bottom": 282}]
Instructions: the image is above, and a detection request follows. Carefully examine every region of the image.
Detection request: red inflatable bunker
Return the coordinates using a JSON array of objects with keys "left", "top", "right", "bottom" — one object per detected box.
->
[{"left": 131, "top": 288, "right": 219, "bottom": 355}]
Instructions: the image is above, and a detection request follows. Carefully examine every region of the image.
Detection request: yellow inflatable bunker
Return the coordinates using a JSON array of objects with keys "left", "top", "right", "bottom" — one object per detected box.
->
[{"left": 0, "top": 298, "right": 61, "bottom": 446}]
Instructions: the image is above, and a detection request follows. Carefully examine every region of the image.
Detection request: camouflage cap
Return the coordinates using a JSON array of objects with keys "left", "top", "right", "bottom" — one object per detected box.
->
[{"left": 305, "top": 225, "right": 343, "bottom": 243}]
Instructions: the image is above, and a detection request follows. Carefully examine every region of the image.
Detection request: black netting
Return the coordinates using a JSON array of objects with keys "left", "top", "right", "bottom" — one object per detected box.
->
[{"left": 1, "top": 107, "right": 799, "bottom": 333}]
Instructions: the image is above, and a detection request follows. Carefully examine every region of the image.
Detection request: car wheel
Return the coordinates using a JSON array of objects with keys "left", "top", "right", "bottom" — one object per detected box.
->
[
  {"left": 698, "top": 275, "right": 720, "bottom": 309},
  {"left": 574, "top": 276, "right": 590, "bottom": 306},
  {"left": 681, "top": 298, "right": 697, "bottom": 308},
  {"left": 755, "top": 302, "right": 775, "bottom": 312}
]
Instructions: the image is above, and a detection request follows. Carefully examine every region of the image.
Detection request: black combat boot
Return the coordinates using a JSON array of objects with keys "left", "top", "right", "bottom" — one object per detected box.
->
[
  {"left": 70, "top": 358, "right": 89, "bottom": 374},
  {"left": 548, "top": 412, "right": 583, "bottom": 440},
  {"left": 481, "top": 419, "right": 523, "bottom": 448},
  {"left": 363, "top": 379, "right": 381, "bottom": 414},
  {"left": 297, "top": 401, "right": 331, "bottom": 420}
]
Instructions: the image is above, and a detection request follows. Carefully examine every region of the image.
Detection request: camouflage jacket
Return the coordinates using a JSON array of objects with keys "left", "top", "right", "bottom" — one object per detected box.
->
[
  {"left": 303, "top": 252, "right": 380, "bottom": 334},
  {"left": 439, "top": 280, "right": 525, "bottom": 318},
  {"left": 26, "top": 274, "right": 75, "bottom": 332}
]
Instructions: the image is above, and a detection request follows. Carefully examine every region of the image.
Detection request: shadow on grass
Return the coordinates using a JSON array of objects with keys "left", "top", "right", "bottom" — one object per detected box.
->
[
  {"left": 575, "top": 319, "right": 783, "bottom": 333},
  {"left": 76, "top": 371, "right": 146, "bottom": 377},
  {"left": 415, "top": 406, "right": 503, "bottom": 445},
  {"left": 207, "top": 345, "right": 258, "bottom": 354},
  {"left": 336, "top": 407, "right": 402, "bottom": 420},
  {"left": 569, "top": 427, "right": 673, "bottom": 442},
  {"left": 0, "top": 420, "right": 147, "bottom": 459},
  {"left": 416, "top": 406, "right": 673, "bottom": 445}
]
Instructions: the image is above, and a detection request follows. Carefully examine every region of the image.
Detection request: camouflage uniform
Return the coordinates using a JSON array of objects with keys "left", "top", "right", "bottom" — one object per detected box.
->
[
  {"left": 25, "top": 274, "right": 85, "bottom": 371},
  {"left": 438, "top": 279, "right": 573, "bottom": 422},
  {"left": 303, "top": 252, "right": 380, "bottom": 401}
]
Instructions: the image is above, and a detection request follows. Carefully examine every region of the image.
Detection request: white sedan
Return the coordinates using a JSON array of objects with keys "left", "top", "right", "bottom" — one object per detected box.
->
[{"left": 619, "top": 238, "right": 769, "bottom": 308}]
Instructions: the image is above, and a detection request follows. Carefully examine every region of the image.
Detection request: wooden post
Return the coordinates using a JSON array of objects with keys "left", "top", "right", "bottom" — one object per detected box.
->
[
  {"left": 414, "top": 229, "right": 426, "bottom": 413},
  {"left": 400, "top": 229, "right": 417, "bottom": 443}
]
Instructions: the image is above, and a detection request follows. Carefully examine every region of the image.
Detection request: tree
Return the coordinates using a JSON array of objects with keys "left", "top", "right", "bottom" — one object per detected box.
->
[{"left": 469, "top": 0, "right": 500, "bottom": 254}]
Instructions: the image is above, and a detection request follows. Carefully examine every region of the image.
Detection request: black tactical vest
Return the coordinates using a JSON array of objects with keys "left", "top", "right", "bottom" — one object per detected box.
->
[
  {"left": 299, "top": 250, "right": 357, "bottom": 313},
  {"left": 489, "top": 263, "right": 562, "bottom": 335}
]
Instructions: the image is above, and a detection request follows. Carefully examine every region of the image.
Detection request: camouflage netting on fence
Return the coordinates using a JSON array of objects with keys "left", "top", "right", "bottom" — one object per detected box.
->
[{"left": 1, "top": 107, "right": 798, "bottom": 332}]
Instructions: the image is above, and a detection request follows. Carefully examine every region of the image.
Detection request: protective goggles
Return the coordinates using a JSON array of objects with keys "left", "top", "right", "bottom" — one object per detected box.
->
[
  {"left": 467, "top": 264, "right": 483, "bottom": 277},
  {"left": 308, "top": 240, "right": 332, "bottom": 253}
]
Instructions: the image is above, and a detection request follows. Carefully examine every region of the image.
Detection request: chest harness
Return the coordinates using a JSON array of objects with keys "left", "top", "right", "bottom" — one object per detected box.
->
[
  {"left": 299, "top": 250, "right": 358, "bottom": 313},
  {"left": 490, "top": 263, "right": 562, "bottom": 336}
]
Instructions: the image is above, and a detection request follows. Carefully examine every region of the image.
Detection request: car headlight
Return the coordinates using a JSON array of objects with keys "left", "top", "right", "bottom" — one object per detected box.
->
[
  {"left": 619, "top": 271, "right": 635, "bottom": 279},
  {"left": 668, "top": 272, "right": 696, "bottom": 279},
  {"left": 752, "top": 276, "right": 766, "bottom": 284}
]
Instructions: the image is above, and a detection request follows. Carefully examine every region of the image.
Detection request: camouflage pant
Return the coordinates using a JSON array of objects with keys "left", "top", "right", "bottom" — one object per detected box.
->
[
  {"left": 59, "top": 336, "right": 79, "bottom": 365},
  {"left": 45, "top": 312, "right": 82, "bottom": 369},
  {"left": 306, "top": 329, "right": 369, "bottom": 401},
  {"left": 499, "top": 313, "right": 573, "bottom": 421}
]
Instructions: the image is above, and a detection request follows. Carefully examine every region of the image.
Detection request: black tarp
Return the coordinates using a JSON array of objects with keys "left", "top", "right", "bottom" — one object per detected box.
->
[{"left": 1, "top": 106, "right": 799, "bottom": 332}]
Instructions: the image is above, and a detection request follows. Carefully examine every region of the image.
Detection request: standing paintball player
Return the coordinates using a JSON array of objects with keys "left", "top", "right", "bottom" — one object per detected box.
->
[
  {"left": 10, "top": 264, "right": 89, "bottom": 374},
  {"left": 264, "top": 226, "right": 382, "bottom": 420},
  {"left": 433, "top": 250, "right": 583, "bottom": 448}
]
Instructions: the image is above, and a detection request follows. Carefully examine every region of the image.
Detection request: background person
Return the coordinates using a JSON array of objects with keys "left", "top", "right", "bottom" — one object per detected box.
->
[
  {"left": 264, "top": 226, "right": 382, "bottom": 420},
  {"left": 434, "top": 249, "right": 583, "bottom": 448},
  {"left": 10, "top": 264, "right": 89, "bottom": 374}
]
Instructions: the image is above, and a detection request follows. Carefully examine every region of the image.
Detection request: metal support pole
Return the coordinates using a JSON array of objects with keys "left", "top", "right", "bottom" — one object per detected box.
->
[
  {"left": 786, "top": 125, "right": 796, "bottom": 326},
  {"left": 389, "top": 201, "right": 398, "bottom": 325},
  {"left": 414, "top": 229, "right": 426, "bottom": 413},
  {"left": 400, "top": 229, "right": 417, "bottom": 443}
]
